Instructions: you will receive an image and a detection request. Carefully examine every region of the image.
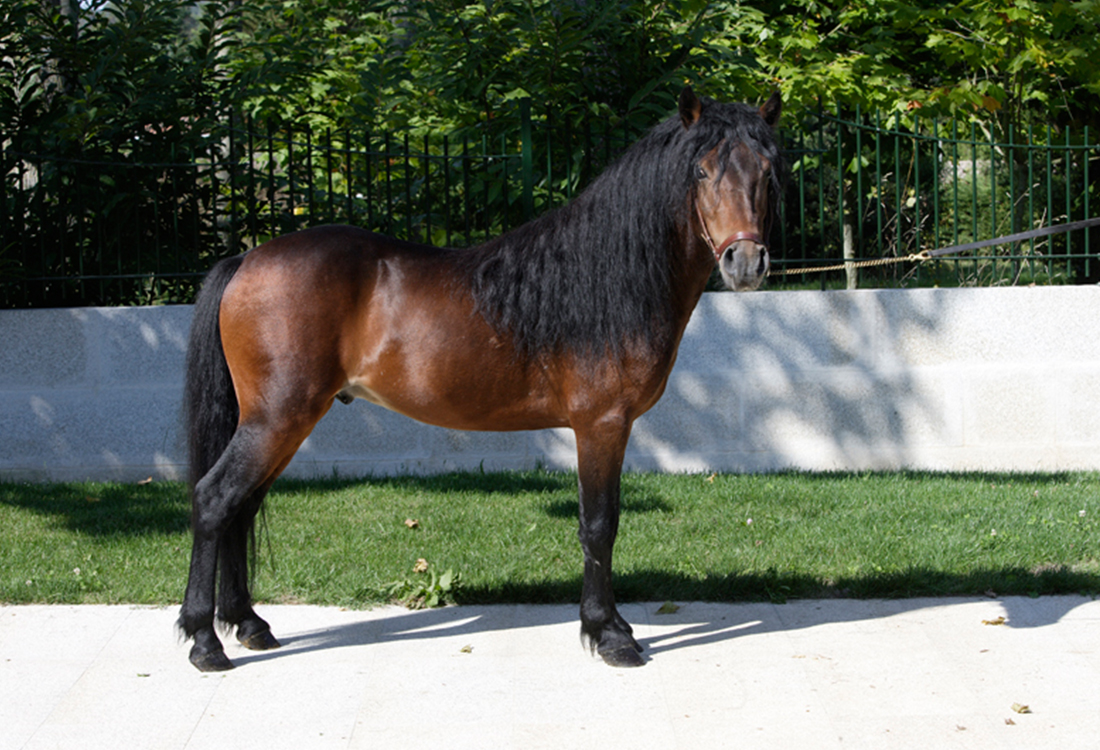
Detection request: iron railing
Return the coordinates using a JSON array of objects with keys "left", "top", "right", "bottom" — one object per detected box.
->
[
  {"left": 780, "top": 108, "right": 1098, "bottom": 289},
  {"left": 2, "top": 103, "right": 1097, "bottom": 307},
  {"left": 1, "top": 102, "right": 646, "bottom": 307}
]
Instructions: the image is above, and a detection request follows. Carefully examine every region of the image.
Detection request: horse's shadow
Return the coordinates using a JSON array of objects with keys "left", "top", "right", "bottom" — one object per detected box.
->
[{"left": 229, "top": 592, "right": 1096, "bottom": 669}]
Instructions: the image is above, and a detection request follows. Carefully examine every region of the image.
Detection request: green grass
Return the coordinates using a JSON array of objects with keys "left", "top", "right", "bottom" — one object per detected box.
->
[{"left": 2, "top": 470, "right": 1098, "bottom": 607}]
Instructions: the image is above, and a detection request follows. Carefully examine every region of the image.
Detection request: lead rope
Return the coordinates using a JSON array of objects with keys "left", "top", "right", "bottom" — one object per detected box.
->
[
  {"left": 773, "top": 217, "right": 1100, "bottom": 277},
  {"left": 774, "top": 252, "right": 929, "bottom": 277}
]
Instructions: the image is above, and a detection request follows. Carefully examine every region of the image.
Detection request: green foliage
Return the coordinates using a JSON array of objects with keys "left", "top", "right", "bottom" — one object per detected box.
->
[
  {"left": 3, "top": 0, "right": 1099, "bottom": 303},
  {"left": 919, "top": 0, "right": 1100, "bottom": 129},
  {"left": 224, "top": 0, "right": 396, "bottom": 128},
  {"left": 201, "top": 0, "right": 1100, "bottom": 135},
  {"left": 386, "top": 567, "right": 460, "bottom": 609},
  {"left": 5, "top": 0, "right": 1097, "bottom": 143},
  {"left": 221, "top": 0, "right": 767, "bottom": 135},
  {"left": 0, "top": 0, "right": 247, "bottom": 305},
  {"left": 0, "top": 0, "right": 240, "bottom": 155},
  {"left": 736, "top": 0, "right": 1099, "bottom": 133}
]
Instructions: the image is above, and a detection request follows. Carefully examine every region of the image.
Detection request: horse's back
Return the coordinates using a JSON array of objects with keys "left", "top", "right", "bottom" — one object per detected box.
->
[
  {"left": 229, "top": 224, "right": 435, "bottom": 294},
  {"left": 217, "top": 225, "right": 566, "bottom": 432},
  {"left": 222, "top": 224, "right": 453, "bottom": 328}
]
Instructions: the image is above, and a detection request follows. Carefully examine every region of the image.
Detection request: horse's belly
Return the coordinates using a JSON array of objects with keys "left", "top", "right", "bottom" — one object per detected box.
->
[{"left": 338, "top": 378, "right": 566, "bottom": 433}]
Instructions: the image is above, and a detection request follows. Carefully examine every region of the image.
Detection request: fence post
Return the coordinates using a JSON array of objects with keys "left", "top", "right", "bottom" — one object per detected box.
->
[
  {"left": 0, "top": 136, "right": 7, "bottom": 265},
  {"left": 1086, "top": 126, "right": 1092, "bottom": 279},
  {"left": 520, "top": 98, "right": 534, "bottom": 222}
]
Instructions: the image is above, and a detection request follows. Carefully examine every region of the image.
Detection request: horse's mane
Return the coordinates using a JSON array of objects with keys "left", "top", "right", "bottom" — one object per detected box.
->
[{"left": 457, "top": 96, "right": 783, "bottom": 358}]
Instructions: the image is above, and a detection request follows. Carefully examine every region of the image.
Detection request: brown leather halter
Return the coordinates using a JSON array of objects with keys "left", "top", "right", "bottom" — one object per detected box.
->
[{"left": 695, "top": 199, "right": 767, "bottom": 265}]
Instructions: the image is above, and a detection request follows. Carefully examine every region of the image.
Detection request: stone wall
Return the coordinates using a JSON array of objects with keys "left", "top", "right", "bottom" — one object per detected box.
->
[{"left": 3, "top": 287, "right": 1098, "bottom": 482}]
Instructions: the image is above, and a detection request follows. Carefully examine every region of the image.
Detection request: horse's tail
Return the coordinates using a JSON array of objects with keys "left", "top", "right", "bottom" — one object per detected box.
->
[{"left": 185, "top": 255, "right": 245, "bottom": 490}]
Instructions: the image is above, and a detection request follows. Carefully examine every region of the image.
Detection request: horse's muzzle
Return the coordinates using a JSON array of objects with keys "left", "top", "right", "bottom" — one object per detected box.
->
[{"left": 718, "top": 239, "right": 769, "bottom": 291}]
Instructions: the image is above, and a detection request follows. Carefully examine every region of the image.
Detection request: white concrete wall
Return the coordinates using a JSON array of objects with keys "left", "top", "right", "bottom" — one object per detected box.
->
[{"left": 2, "top": 287, "right": 1099, "bottom": 482}]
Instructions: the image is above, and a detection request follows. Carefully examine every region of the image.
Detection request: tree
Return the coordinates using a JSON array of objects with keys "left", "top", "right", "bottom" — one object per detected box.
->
[
  {"left": 741, "top": 0, "right": 1099, "bottom": 133},
  {"left": 224, "top": 0, "right": 767, "bottom": 133},
  {"left": 1, "top": 0, "right": 240, "bottom": 155}
]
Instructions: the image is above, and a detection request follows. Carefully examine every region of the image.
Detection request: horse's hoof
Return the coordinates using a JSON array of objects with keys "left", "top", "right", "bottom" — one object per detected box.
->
[
  {"left": 238, "top": 628, "right": 281, "bottom": 651},
  {"left": 600, "top": 644, "right": 646, "bottom": 668},
  {"left": 190, "top": 646, "right": 235, "bottom": 672}
]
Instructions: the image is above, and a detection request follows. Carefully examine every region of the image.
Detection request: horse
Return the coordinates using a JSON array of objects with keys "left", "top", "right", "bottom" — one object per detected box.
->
[{"left": 179, "top": 87, "right": 782, "bottom": 671}]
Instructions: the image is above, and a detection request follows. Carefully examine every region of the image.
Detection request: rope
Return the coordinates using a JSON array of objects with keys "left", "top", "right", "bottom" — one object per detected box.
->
[
  {"left": 774, "top": 216, "right": 1100, "bottom": 277},
  {"left": 775, "top": 253, "right": 927, "bottom": 276}
]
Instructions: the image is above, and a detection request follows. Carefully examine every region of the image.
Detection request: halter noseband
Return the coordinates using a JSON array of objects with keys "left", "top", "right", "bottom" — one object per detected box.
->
[{"left": 695, "top": 200, "right": 767, "bottom": 265}]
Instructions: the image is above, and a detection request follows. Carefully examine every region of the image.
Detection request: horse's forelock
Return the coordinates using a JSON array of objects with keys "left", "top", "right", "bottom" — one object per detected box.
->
[{"left": 693, "top": 99, "right": 783, "bottom": 179}]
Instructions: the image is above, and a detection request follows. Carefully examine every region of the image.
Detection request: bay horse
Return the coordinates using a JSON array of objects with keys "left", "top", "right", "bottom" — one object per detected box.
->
[{"left": 179, "top": 87, "right": 782, "bottom": 671}]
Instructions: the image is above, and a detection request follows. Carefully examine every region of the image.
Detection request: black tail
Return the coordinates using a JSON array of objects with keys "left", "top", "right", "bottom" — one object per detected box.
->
[{"left": 185, "top": 255, "right": 245, "bottom": 490}]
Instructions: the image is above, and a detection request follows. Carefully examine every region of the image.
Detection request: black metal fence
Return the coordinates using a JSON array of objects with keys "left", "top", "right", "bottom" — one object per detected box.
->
[
  {"left": 781, "top": 107, "right": 1099, "bottom": 289},
  {"left": 2, "top": 102, "right": 1098, "bottom": 308},
  {"left": 1, "top": 101, "right": 648, "bottom": 307}
]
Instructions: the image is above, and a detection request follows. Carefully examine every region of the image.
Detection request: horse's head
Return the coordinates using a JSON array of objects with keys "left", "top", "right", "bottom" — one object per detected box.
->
[{"left": 680, "top": 88, "right": 782, "bottom": 292}]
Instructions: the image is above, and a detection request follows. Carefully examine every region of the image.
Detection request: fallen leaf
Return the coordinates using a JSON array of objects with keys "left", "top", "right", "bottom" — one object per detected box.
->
[
  {"left": 1005, "top": 718, "right": 1016, "bottom": 725},
  {"left": 1011, "top": 703, "right": 1031, "bottom": 714},
  {"left": 85, "top": 496, "right": 100, "bottom": 503},
  {"left": 982, "top": 616, "right": 1007, "bottom": 626},
  {"left": 413, "top": 558, "right": 429, "bottom": 573},
  {"left": 404, "top": 518, "right": 420, "bottom": 529},
  {"left": 656, "top": 601, "right": 680, "bottom": 615},
  {"left": 460, "top": 644, "right": 473, "bottom": 654},
  {"left": 137, "top": 477, "right": 153, "bottom": 485},
  {"left": 706, "top": 472, "right": 717, "bottom": 483}
]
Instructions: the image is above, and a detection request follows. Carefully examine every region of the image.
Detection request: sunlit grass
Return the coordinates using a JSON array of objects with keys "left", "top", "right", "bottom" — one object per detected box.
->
[{"left": 2, "top": 470, "right": 1097, "bottom": 607}]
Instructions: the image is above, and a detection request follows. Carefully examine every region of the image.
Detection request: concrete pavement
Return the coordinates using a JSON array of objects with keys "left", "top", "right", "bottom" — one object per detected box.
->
[{"left": 2, "top": 596, "right": 1099, "bottom": 749}]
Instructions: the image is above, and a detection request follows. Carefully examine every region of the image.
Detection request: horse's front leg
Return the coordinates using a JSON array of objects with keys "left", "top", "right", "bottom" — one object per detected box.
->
[{"left": 575, "top": 415, "right": 645, "bottom": 667}]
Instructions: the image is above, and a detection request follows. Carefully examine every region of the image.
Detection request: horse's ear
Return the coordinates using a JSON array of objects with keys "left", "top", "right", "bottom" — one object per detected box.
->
[
  {"left": 760, "top": 91, "right": 782, "bottom": 128},
  {"left": 679, "top": 87, "right": 702, "bottom": 129}
]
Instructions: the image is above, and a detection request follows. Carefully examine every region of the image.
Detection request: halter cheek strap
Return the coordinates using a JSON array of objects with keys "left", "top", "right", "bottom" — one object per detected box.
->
[{"left": 695, "top": 201, "right": 767, "bottom": 265}]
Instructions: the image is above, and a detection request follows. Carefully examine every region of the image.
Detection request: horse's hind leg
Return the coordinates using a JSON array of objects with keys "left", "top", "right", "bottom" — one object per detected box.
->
[
  {"left": 217, "top": 484, "right": 280, "bottom": 651},
  {"left": 179, "top": 428, "right": 277, "bottom": 671},
  {"left": 180, "top": 417, "right": 318, "bottom": 671}
]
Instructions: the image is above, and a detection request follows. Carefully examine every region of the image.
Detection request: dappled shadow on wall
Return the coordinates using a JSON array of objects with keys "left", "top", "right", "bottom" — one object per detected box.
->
[{"left": 630, "top": 289, "right": 950, "bottom": 473}]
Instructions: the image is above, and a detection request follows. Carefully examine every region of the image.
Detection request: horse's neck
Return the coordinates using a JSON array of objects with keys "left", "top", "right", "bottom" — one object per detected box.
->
[{"left": 667, "top": 226, "right": 720, "bottom": 333}]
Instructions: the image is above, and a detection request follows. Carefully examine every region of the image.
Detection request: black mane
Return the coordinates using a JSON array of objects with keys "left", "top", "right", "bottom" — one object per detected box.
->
[{"left": 458, "top": 97, "right": 783, "bottom": 358}]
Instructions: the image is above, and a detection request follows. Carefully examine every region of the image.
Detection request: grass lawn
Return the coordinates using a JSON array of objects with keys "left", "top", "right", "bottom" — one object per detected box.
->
[{"left": 1, "top": 470, "right": 1097, "bottom": 607}]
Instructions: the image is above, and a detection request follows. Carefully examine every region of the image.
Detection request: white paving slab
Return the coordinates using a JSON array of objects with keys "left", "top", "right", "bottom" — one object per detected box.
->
[{"left": 1, "top": 597, "right": 1098, "bottom": 749}]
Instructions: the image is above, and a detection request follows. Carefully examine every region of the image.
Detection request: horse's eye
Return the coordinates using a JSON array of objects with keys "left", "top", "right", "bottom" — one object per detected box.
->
[{"left": 694, "top": 165, "right": 708, "bottom": 181}]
